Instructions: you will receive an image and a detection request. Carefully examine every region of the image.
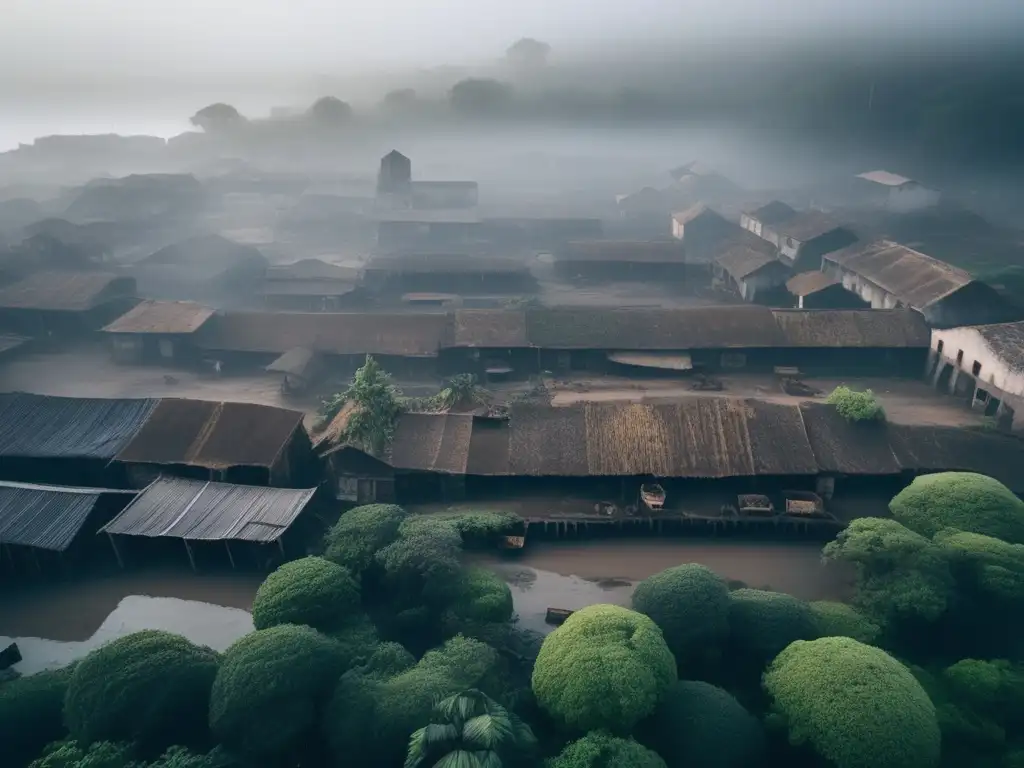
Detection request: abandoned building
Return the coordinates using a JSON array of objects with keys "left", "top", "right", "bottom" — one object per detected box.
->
[
  {"left": 854, "top": 171, "right": 942, "bottom": 212},
  {"left": 713, "top": 243, "right": 790, "bottom": 303},
  {"left": 100, "top": 477, "right": 320, "bottom": 569},
  {"left": 670, "top": 204, "right": 743, "bottom": 260},
  {"left": 112, "top": 398, "right": 315, "bottom": 488},
  {"left": 411, "top": 181, "right": 479, "bottom": 210},
  {"left": 0, "top": 480, "right": 137, "bottom": 573},
  {"left": 770, "top": 213, "right": 857, "bottom": 271},
  {"left": 822, "top": 240, "right": 1015, "bottom": 328},
  {"left": 740, "top": 201, "right": 797, "bottom": 239},
  {"left": 375, "top": 209, "right": 483, "bottom": 253},
  {"left": 103, "top": 300, "right": 215, "bottom": 364},
  {"left": 785, "top": 272, "right": 868, "bottom": 310},
  {"left": 376, "top": 150, "right": 412, "bottom": 199},
  {"left": 552, "top": 240, "right": 691, "bottom": 280},
  {"left": 361, "top": 253, "right": 535, "bottom": 295},
  {"left": 260, "top": 259, "right": 363, "bottom": 311},
  {"left": 928, "top": 321, "right": 1024, "bottom": 431},
  {"left": 0, "top": 270, "right": 137, "bottom": 335}
]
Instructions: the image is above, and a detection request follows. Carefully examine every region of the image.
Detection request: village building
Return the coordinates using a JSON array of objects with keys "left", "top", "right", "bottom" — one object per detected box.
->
[
  {"left": 376, "top": 150, "right": 412, "bottom": 200},
  {"left": 411, "top": 181, "right": 479, "bottom": 210},
  {"left": 0, "top": 270, "right": 136, "bottom": 336},
  {"left": 785, "top": 272, "right": 867, "bottom": 310},
  {"left": 552, "top": 240, "right": 692, "bottom": 280},
  {"left": 667, "top": 162, "right": 741, "bottom": 204},
  {"left": 100, "top": 477, "right": 319, "bottom": 569},
  {"left": 670, "top": 204, "right": 742, "bottom": 259},
  {"left": 928, "top": 321, "right": 1024, "bottom": 431},
  {"left": 112, "top": 398, "right": 315, "bottom": 488},
  {"left": 854, "top": 170, "right": 941, "bottom": 212},
  {"left": 0, "top": 480, "right": 137, "bottom": 573},
  {"left": 260, "top": 259, "right": 363, "bottom": 312},
  {"left": 361, "top": 253, "right": 534, "bottom": 295},
  {"left": 740, "top": 201, "right": 797, "bottom": 240},
  {"left": 750, "top": 210, "right": 857, "bottom": 271},
  {"left": 375, "top": 210, "right": 483, "bottom": 253},
  {"left": 199, "top": 310, "right": 450, "bottom": 377},
  {"left": 713, "top": 244, "right": 790, "bottom": 303},
  {"left": 102, "top": 300, "right": 215, "bottom": 364},
  {"left": 822, "top": 240, "right": 1015, "bottom": 328},
  {"left": 479, "top": 217, "right": 603, "bottom": 248},
  {"left": 127, "top": 235, "right": 268, "bottom": 305},
  {"left": 440, "top": 309, "right": 532, "bottom": 379},
  {"left": 266, "top": 347, "right": 323, "bottom": 396}
]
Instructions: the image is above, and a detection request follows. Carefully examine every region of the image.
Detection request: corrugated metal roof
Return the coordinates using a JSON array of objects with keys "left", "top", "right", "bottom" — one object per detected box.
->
[
  {"left": 715, "top": 244, "right": 784, "bottom": 280},
  {"left": 101, "top": 477, "right": 316, "bottom": 542},
  {"left": 0, "top": 392, "right": 159, "bottom": 459},
  {"left": 772, "top": 212, "right": 848, "bottom": 243},
  {"left": 0, "top": 481, "right": 134, "bottom": 551},
  {"left": 103, "top": 301, "right": 215, "bottom": 334},
  {"left": 0, "top": 271, "right": 134, "bottom": 311},
  {"left": 856, "top": 170, "right": 915, "bottom": 187}
]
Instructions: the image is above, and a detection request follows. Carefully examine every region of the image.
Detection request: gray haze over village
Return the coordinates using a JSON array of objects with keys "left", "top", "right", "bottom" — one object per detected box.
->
[{"left": 2, "top": 5, "right": 1024, "bottom": 768}]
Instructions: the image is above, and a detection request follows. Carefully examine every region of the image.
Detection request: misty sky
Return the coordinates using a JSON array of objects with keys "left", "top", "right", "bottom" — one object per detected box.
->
[{"left": 4, "top": 0, "right": 1024, "bottom": 80}]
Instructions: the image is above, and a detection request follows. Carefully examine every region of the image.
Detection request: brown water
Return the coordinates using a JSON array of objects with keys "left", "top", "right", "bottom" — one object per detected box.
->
[{"left": 0, "top": 540, "right": 850, "bottom": 672}]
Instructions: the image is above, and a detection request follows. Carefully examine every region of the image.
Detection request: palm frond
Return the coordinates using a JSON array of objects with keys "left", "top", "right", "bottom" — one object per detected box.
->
[
  {"left": 462, "top": 714, "right": 514, "bottom": 750},
  {"left": 405, "top": 723, "right": 460, "bottom": 768},
  {"left": 434, "top": 749, "right": 488, "bottom": 768}
]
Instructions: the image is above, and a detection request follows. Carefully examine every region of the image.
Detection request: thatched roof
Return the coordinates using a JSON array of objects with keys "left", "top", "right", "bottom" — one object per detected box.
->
[
  {"left": 391, "top": 413, "right": 474, "bottom": 474},
  {"left": 452, "top": 310, "right": 528, "bottom": 348},
  {"left": 974, "top": 321, "right": 1024, "bottom": 372},
  {"left": 0, "top": 271, "right": 134, "bottom": 311},
  {"left": 772, "top": 309, "right": 930, "bottom": 348},
  {"left": 799, "top": 403, "right": 901, "bottom": 475},
  {"left": 103, "top": 301, "right": 214, "bottom": 334}
]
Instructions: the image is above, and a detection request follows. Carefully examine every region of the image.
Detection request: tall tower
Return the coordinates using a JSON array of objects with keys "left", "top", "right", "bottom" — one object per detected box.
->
[{"left": 376, "top": 150, "right": 412, "bottom": 198}]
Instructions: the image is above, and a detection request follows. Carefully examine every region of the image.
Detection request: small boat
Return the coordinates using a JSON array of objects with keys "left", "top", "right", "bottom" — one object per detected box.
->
[
  {"left": 545, "top": 607, "right": 575, "bottom": 626},
  {"left": 784, "top": 491, "right": 825, "bottom": 517},
  {"left": 640, "top": 483, "right": 666, "bottom": 511}
]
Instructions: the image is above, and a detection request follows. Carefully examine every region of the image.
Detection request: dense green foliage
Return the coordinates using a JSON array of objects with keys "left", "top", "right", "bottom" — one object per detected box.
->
[
  {"left": 826, "top": 386, "right": 885, "bottom": 422},
  {"left": 726, "top": 588, "right": 818, "bottom": 661},
  {"left": 631, "top": 564, "right": 730, "bottom": 666},
  {"left": 547, "top": 731, "right": 667, "bottom": 768},
  {"left": 809, "top": 600, "right": 882, "bottom": 644},
  {"left": 405, "top": 688, "right": 537, "bottom": 768},
  {"left": 209, "top": 625, "right": 348, "bottom": 763},
  {"left": 29, "top": 740, "right": 135, "bottom": 768},
  {"left": 0, "top": 666, "right": 74, "bottom": 767},
  {"left": 532, "top": 604, "right": 677, "bottom": 733},
  {"left": 637, "top": 680, "right": 763, "bottom": 768},
  {"left": 890, "top": 472, "right": 1024, "bottom": 543},
  {"left": 251, "top": 556, "right": 361, "bottom": 632},
  {"left": 322, "top": 503, "right": 407, "bottom": 573},
  {"left": 64, "top": 631, "right": 219, "bottom": 754},
  {"left": 764, "top": 637, "right": 941, "bottom": 768},
  {"left": 449, "top": 566, "right": 514, "bottom": 624},
  {"left": 327, "top": 355, "right": 404, "bottom": 457}
]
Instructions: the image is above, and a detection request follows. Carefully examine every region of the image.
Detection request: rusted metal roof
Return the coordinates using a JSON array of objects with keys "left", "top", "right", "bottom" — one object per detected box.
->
[
  {"left": 103, "top": 301, "right": 215, "bottom": 334},
  {"left": 856, "top": 170, "right": 915, "bottom": 187},
  {"left": 391, "top": 413, "right": 473, "bottom": 474},
  {"left": 786, "top": 271, "right": 838, "bottom": 296},
  {"left": 0, "top": 481, "right": 135, "bottom": 551},
  {"left": 101, "top": 477, "right": 316, "bottom": 542},
  {"left": 452, "top": 310, "right": 529, "bottom": 348},
  {"left": 115, "top": 399, "right": 303, "bottom": 470},
  {"left": 715, "top": 244, "right": 784, "bottom": 280},
  {"left": 200, "top": 312, "right": 449, "bottom": 357},
  {"left": 772, "top": 309, "right": 930, "bottom": 348},
  {"left": 0, "top": 392, "right": 158, "bottom": 459},
  {"left": 824, "top": 240, "right": 973, "bottom": 309},
  {"left": 0, "top": 271, "right": 134, "bottom": 311}
]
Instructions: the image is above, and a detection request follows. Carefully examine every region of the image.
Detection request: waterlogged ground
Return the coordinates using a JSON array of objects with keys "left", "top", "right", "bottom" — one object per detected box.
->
[{"left": 0, "top": 540, "right": 851, "bottom": 672}]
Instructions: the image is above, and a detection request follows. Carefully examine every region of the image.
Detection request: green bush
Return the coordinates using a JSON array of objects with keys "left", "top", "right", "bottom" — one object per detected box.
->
[
  {"left": 637, "top": 680, "right": 764, "bottom": 768},
  {"left": 764, "top": 636, "right": 940, "bottom": 768},
  {"left": 826, "top": 385, "right": 885, "bottom": 422},
  {"left": 322, "top": 503, "right": 407, "bottom": 573},
  {"left": 326, "top": 615, "right": 381, "bottom": 667},
  {"left": 28, "top": 740, "right": 134, "bottom": 768},
  {"left": 727, "top": 588, "right": 818, "bottom": 661},
  {"left": 449, "top": 566, "right": 514, "bottom": 624},
  {"left": 943, "top": 659, "right": 1024, "bottom": 720},
  {"left": 547, "top": 731, "right": 667, "bottom": 768},
  {"left": 809, "top": 601, "right": 882, "bottom": 643},
  {"left": 64, "top": 630, "right": 219, "bottom": 753},
  {"left": 531, "top": 604, "right": 677, "bottom": 733},
  {"left": 631, "top": 564, "right": 730, "bottom": 665},
  {"left": 209, "top": 625, "right": 349, "bottom": 762},
  {"left": 422, "top": 510, "right": 523, "bottom": 541},
  {"left": 251, "top": 556, "right": 361, "bottom": 633},
  {"left": 325, "top": 635, "right": 510, "bottom": 768},
  {"left": 376, "top": 518, "right": 464, "bottom": 610},
  {"left": 362, "top": 641, "right": 416, "bottom": 677},
  {"left": 890, "top": 472, "right": 1024, "bottom": 543},
  {"left": 0, "top": 666, "right": 73, "bottom": 767}
]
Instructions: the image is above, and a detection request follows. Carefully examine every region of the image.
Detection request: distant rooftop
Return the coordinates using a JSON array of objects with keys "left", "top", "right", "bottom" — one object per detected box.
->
[{"left": 856, "top": 170, "right": 916, "bottom": 187}]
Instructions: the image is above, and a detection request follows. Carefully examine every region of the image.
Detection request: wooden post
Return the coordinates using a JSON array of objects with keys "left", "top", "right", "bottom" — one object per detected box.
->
[
  {"left": 225, "top": 541, "right": 236, "bottom": 569},
  {"left": 183, "top": 540, "right": 197, "bottom": 572},
  {"left": 107, "top": 533, "right": 124, "bottom": 569}
]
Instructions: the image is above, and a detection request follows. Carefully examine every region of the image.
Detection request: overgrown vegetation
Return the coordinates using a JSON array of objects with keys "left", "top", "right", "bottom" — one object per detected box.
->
[
  {"left": 319, "top": 355, "right": 403, "bottom": 457},
  {"left": 826, "top": 385, "right": 886, "bottom": 422},
  {"left": 7, "top": 471, "right": 1024, "bottom": 767},
  {"left": 404, "top": 373, "right": 491, "bottom": 413}
]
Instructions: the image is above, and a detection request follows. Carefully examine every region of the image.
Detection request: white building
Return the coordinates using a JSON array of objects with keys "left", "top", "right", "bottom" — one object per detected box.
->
[
  {"left": 822, "top": 240, "right": 1011, "bottom": 328},
  {"left": 854, "top": 171, "right": 941, "bottom": 213},
  {"left": 929, "top": 321, "right": 1024, "bottom": 430},
  {"left": 740, "top": 200, "right": 797, "bottom": 242},
  {"left": 766, "top": 212, "right": 857, "bottom": 270}
]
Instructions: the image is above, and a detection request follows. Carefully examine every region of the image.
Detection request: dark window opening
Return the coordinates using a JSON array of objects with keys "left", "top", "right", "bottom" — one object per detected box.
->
[
  {"left": 977, "top": 388, "right": 990, "bottom": 403},
  {"left": 936, "top": 339, "right": 944, "bottom": 356},
  {"left": 956, "top": 349, "right": 964, "bottom": 365},
  {"left": 972, "top": 361, "right": 982, "bottom": 376}
]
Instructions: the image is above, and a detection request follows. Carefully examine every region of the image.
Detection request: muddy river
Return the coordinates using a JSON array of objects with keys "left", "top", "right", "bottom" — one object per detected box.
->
[{"left": 0, "top": 540, "right": 850, "bottom": 673}]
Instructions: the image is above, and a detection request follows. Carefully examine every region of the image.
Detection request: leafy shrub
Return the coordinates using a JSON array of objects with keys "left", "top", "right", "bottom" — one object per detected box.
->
[
  {"left": 826, "top": 385, "right": 885, "bottom": 422},
  {"left": 531, "top": 604, "right": 677, "bottom": 733},
  {"left": 322, "top": 503, "right": 407, "bottom": 573},
  {"left": 362, "top": 641, "right": 416, "bottom": 677},
  {"left": 0, "top": 666, "right": 73, "bottom": 767},
  {"left": 64, "top": 630, "right": 219, "bottom": 753},
  {"left": 547, "top": 731, "right": 667, "bottom": 768},
  {"left": 809, "top": 601, "right": 882, "bottom": 643},
  {"left": 890, "top": 472, "right": 1024, "bottom": 543},
  {"left": 449, "top": 566, "right": 514, "bottom": 624},
  {"left": 764, "top": 636, "right": 940, "bottom": 768},
  {"left": 727, "top": 588, "right": 818, "bottom": 661},
  {"left": 251, "top": 556, "right": 361, "bottom": 633},
  {"left": 934, "top": 529, "right": 1024, "bottom": 602},
  {"left": 28, "top": 740, "right": 134, "bottom": 768},
  {"left": 942, "top": 659, "right": 1024, "bottom": 720},
  {"left": 209, "top": 625, "right": 349, "bottom": 762},
  {"left": 637, "top": 680, "right": 764, "bottom": 768},
  {"left": 631, "top": 564, "right": 730, "bottom": 665}
]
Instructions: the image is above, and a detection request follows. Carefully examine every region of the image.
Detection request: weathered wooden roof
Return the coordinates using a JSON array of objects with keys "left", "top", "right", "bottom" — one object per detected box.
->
[{"left": 103, "top": 301, "right": 215, "bottom": 334}]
